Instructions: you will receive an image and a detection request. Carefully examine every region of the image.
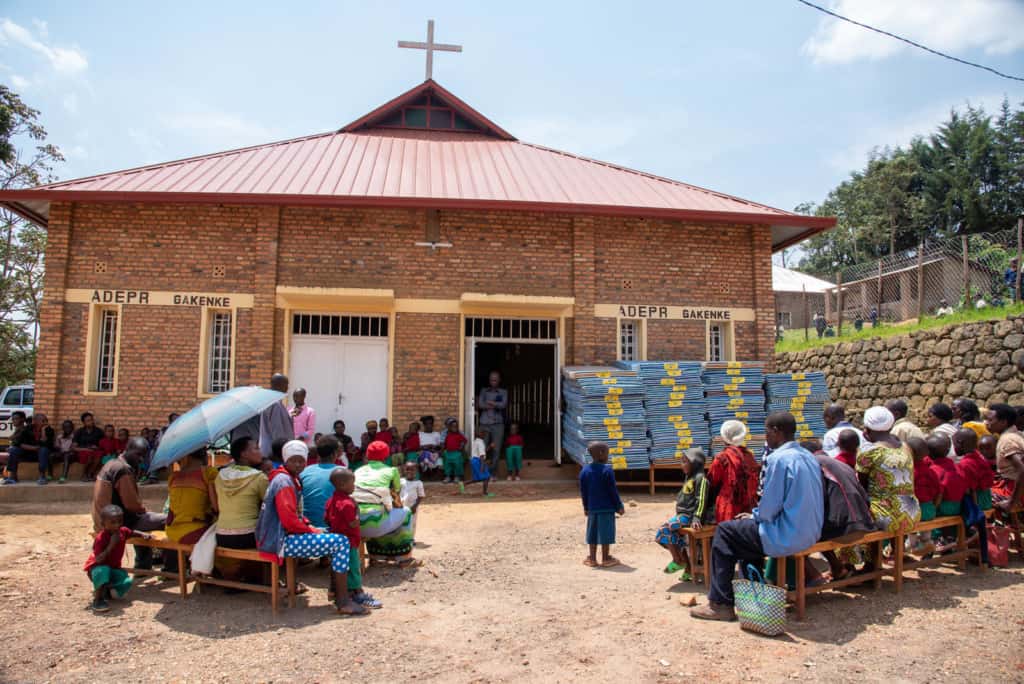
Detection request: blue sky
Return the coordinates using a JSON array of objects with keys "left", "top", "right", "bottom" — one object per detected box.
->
[{"left": 2, "top": 0, "right": 1022, "bottom": 217}]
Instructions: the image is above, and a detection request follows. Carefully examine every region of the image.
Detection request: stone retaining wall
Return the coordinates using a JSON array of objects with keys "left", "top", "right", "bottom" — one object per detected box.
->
[{"left": 775, "top": 314, "right": 1024, "bottom": 422}]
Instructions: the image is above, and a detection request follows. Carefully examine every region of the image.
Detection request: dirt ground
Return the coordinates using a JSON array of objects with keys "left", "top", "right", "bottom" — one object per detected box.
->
[{"left": 1, "top": 485, "right": 1022, "bottom": 683}]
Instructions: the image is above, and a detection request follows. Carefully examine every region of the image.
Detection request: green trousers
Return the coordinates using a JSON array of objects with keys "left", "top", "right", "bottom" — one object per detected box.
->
[
  {"left": 90, "top": 565, "right": 133, "bottom": 597},
  {"left": 443, "top": 451, "right": 464, "bottom": 480},
  {"left": 506, "top": 445, "right": 523, "bottom": 473}
]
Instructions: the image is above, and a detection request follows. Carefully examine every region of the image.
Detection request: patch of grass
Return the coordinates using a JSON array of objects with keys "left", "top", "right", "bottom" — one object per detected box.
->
[{"left": 775, "top": 303, "right": 1024, "bottom": 354}]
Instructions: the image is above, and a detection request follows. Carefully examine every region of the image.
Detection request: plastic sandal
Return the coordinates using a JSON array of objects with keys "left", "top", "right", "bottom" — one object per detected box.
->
[
  {"left": 663, "top": 562, "right": 683, "bottom": 574},
  {"left": 679, "top": 571, "right": 693, "bottom": 582}
]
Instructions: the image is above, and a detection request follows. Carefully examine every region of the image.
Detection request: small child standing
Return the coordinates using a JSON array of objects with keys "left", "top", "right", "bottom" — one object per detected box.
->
[
  {"left": 400, "top": 462, "right": 426, "bottom": 534},
  {"left": 324, "top": 468, "right": 377, "bottom": 613},
  {"left": 460, "top": 428, "right": 494, "bottom": 496},
  {"left": 55, "top": 419, "right": 75, "bottom": 483},
  {"left": 442, "top": 420, "right": 468, "bottom": 484},
  {"left": 84, "top": 504, "right": 151, "bottom": 612},
  {"left": 505, "top": 422, "right": 524, "bottom": 481},
  {"left": 834, "top": 429, "right": 859, "bottom": 470},
  {"left": 579, "top": 441, "right": 625, "bottom": 568}
]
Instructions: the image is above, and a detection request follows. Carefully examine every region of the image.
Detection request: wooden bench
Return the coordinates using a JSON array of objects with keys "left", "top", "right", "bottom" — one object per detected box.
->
[
  {"left": 127, "top": 537, "right": 297, "bottom": 613},
  {"left": 892, "top": 515, "right": 968, "bottom": 590},
  {"left": 648, "top": 464, "right": 685, "bottom": 496},
  {"left": 681, "top": 525, "right": 716, "bottom": 586}
]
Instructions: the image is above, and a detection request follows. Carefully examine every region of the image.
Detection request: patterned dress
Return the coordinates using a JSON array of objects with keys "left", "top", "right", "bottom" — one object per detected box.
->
[{"left": 856, "top": 442, "right": 921, "bottom": 535}]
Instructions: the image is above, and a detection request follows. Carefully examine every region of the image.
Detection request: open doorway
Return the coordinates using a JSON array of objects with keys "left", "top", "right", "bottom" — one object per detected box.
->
[{"left": 471, "top": 341, "right": 557, "bottom": 460}]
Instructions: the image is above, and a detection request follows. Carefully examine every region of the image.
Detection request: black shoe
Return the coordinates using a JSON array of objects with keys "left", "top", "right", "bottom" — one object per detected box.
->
[{"left": 91, "top": 598, "right": 110, "bottom": 612}]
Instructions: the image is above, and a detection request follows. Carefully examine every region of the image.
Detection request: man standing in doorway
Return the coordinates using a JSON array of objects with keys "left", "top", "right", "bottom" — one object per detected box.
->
[
  {"left": 291, "top": 388, "right": 316, "bottom": 446},
  {"left": 478, "top": 371, "right": 508, "bottom": 479},
  {"left": 260, "top": 374, "right": 293, "bottom": 458}
]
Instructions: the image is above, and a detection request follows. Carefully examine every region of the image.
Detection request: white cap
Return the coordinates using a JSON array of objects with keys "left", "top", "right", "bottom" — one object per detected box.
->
[
  {"left": 720, "top": 420, "right": 748, "bottom": 446},
  {"left": 282, "top": 439, "right": 309, "bottom": 460}
]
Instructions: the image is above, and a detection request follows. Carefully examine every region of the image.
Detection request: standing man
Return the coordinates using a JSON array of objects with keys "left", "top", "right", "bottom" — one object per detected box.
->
[
  {"left": 260, "top": 374, "right": 293, "bottom": 458},
  {"left": 291, "top": 388, "right": 316, "bottom": 446},
  {"left": 477, "top": 370, "right": 508, "bottom": 478},
  {"left": 92, "top": 437, "right": 166, "bottom": 569},
  {"left": 813, "top": 312, "right": 826, "bottom": 338},
  {"left": 1005, "top": 257, "right": 1019, "bottom": 302},
  {"left": 691, "top": 412, "right": 823, "bottom": 621}
]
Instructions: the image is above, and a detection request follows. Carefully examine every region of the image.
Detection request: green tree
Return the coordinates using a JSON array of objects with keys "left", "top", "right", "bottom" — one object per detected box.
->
[{"left": 0, "top": 85, "right": 63, "bottom": 388}]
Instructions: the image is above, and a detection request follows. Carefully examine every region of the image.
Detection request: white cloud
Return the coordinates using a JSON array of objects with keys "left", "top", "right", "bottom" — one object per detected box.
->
[
  {"left": 10, "top": 74, "right": 29, "bottom": 89},
  {"left": 159, "top": 111, "right": 276, "bottom": 148},
  {"left": 62, "top": 93, "right": 78, "bottom": 114},
  {"left": 803, "top": 0, "right": 1024, "bottom": 64},
  {"left": 0, "top": 18, "right": 88, "bottom": 75},
  {"left": 827, "top": 94, "right": 1008, "bottom": 172}
]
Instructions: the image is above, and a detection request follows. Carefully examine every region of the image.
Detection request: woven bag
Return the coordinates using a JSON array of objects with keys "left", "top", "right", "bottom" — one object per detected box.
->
[{"left": 732, "top": 564, "right": 787, "bottom": 636}]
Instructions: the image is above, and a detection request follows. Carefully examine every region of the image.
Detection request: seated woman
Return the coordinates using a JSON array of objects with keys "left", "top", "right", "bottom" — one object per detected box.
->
[
  {"left": 706, "top": 420, "right": 760, "bottom": 523},
  {"left": 655, "top": 448, "right": 714, "bottom": 582},
  {"left": 214, "top": 436, "right": 269, "bottom": 580},
  {"left": 355, "top": 441, "right": 416, "bottom": 565},
  {"left": 856, "top": 406, "right": 921, "bottom": 572},
  {"left": 164, "top": 447, "right": 219, "bottom": 572}
]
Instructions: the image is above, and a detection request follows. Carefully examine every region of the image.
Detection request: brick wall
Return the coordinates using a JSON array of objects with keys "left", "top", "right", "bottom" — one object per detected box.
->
[{"left": 36, "top": 201, "right": 778, "bottom": 430}]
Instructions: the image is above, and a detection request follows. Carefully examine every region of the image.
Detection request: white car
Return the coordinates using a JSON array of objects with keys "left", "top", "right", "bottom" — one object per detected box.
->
[{"left": 0, "top": 384, "right": 34, "bottom": 444}]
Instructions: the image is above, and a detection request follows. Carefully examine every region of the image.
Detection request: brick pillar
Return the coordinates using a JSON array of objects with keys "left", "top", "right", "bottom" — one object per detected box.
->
[
  {"left": 749, "top": 225, "right": 775, "bottom": 369},
  {"left": 35, "top": 202, "right": 73, "bottom": 418},
  {"left": 571, "top": 216, "right": 596, "bottom": 365},
  {"left": 252, "top": 206, "right": 280, "bottom": 382}
]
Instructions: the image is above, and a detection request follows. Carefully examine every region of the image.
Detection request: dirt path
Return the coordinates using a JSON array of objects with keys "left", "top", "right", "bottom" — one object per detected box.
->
[{"left": 1, "top": 487, "right": 1021, "bottom": 683}]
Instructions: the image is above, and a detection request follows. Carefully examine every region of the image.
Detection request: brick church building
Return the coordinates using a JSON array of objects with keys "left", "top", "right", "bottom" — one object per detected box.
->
[{"left": 0, "top": 79, "right": 834, "bottom": 459}]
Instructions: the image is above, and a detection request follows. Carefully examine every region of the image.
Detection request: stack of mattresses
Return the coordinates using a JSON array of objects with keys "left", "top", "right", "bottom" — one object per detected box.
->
[
  {"left": 764, "top": 372, "right": 831, "bottom": 442},
  {"left": 561, "top": 366, "right": 650, "bottom": 469},
  {"left": 614, "top": 360, "right": 709, "bottom": 465},
  {"left": 703, "top": 362, "right": 767, "bottom": 461}
]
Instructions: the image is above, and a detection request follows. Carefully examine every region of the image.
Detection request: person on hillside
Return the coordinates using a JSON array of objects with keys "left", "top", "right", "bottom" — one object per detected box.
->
[
  {"left": 260, "top": 374, "right": 293, "bottom": 458},
  {"left": 84, "top": 504, "right": 152, "bottom": 612},
  {"left": 936, "top": 299, "right": 954, "bottom": 316},
  {"left": 580, "top": 441, "right": 625, "bottom": 569},
  {"left": 821, "top": 404, "right": 864, "bottom": 457},
  {"left": 655, "top": 447, "right": 714, "bottom": 582},
  {"left": 926, "top": 403, "right": 958, "bottom": 459},
  {"left": 706, "top": 420, "right": 759, "bottom": 523},
  {"left": 813, "top": 312, "right": 827, "bottom": 338},
  {"left": 985, "top": 403, "right": 1024, "bottom": 513},
  {"left": 690, "top": 412, "right": 823, "bottom": 622},
  {"left": 290, "top": 388, "right": 316, "bottom": 446},
  {"left": 300, "top": 436, "right": 340, "bottom": 529},
  {"left": 869, "top": 307, "right": 879, "bottom": 328},
  {"left": 256, "top": 440, "right": 363, "bottom": 616},
  {"left": 91, "top": 437, "right": 166, "bottom": 569},
  {"left": 886, "top": 399, "right": 925, "bottom": 443},
  {"left": 1005, "top": 257, "right": 1020, "bottom": 302}
]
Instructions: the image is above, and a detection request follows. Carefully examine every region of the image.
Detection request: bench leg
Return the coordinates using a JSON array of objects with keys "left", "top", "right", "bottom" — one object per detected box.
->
[
  {"left": 794, "top": 556, "right": 806, "bottom": 621},
  {"left": 271, "top": 561, "right": 280, "bottom": 615},
  {"left": 649, "top": 467, "right": 655, "bottom": 496},
  {"left": 776, "top": 556, "right": 787, "bottom": 599},
  {"left": 286, "top": 557, "right": 296, "bottom": 609},
  {"left": 360, "top": 541, "right": 368, "bottom": 574},
  {"left": 956, "top": 519, "right": 967, "bottom": 571},
  {"left": 177, "top": 549, "right": 188, "bottom": 598},
  {"left": 701, "top": 536, "right": 712, "bottom": 587},
  {"left": 893, "top": 534, "right": 904, "bottom": 593},
  {"left": 872, "top": 542, "right": 883, "bottom": 590}
]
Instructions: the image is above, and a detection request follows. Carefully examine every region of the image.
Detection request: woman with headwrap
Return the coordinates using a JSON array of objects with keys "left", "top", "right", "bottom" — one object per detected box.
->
[
  {"left": 857, "top": 406, "right": 921, "bottom": 537},
  {"left": 355, "top": 441, "right": 416, "bottom": 565},
  {"left": 706, "top": 420, "right": 761, "bottom": 523}
]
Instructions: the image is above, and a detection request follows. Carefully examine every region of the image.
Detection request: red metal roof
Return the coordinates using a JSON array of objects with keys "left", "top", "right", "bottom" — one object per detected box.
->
[{"left": 0, "top": 80, "right": 834, "bottom": 249}]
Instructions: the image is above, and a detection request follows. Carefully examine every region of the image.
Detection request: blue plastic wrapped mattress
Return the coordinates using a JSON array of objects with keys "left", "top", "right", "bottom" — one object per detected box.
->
[
  {"left": 561, "top": 366, "right": 649, "bottom": 469},
  {"left": 764, "top": 371, "right": 831, "bottom": 441}
]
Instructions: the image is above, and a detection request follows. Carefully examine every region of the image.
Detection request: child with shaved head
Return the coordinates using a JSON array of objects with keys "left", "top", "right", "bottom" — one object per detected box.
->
[
  {"left": 579, "top": 441, "right": 625, "bottom": 568},
  {"left": 325, "top": 467, "right": 379, "bottom": 610}
]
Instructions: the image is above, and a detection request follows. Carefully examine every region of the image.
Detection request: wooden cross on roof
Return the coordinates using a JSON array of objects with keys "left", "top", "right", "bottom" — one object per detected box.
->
[{"left": 398, "top": 19, "right": 462, "bottom": 81}]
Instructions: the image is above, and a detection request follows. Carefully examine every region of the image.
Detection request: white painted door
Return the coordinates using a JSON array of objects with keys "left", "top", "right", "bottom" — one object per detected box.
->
[
  {"left": 289, "top": 336, "right": 388, "bottom": 437},
  {"left": 464, "top": 338, "right": 476, "bottom": 438}
]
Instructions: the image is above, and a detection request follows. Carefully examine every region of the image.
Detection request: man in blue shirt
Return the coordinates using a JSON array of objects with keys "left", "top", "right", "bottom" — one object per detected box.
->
[
  {"left": 691, "top": 412, "right": 824, "bottom": 621},
  {"left": 300, "top": 436, "right": 340, "bottom": 528}
]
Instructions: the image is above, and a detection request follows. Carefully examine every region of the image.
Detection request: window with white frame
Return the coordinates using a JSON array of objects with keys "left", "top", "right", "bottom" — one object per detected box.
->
[
  {"left": 707, "top": 322, "right": 734, "bottom": 362},
  {"left": 776, "top": 311, "right": 792, "bottom": 328},
  {"left": 618, "top": 319, "right": 642, "bottom": 361},
  {"left": 205, "top": 310, "right": 233, "bottom": 394},
  {"left": 94, "top": 309, "right": 119, "bottom": 392}
]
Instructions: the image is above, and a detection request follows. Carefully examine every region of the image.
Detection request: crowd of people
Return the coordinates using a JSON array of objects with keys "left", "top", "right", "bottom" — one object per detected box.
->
[{"left": 578, "top": 399, "right": 1024, "bottom": 623}]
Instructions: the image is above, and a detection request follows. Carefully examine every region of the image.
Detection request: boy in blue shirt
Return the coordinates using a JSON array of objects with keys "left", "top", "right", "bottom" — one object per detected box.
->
[{"left": 579, "top": 442, "right": 625, "bottom": 568}]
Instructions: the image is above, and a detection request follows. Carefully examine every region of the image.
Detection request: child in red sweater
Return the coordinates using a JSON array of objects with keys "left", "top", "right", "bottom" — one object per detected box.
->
[
  {"left": 926, "top": 434, "right": 968, "bottom": 551},
  {"left": 324, "top": 468, "right": 380, "bottom": 610},
  {"left": 84, "top": 504, "right": 151, "bottom": 612},
  {"left": 442, "top": 420, "right": 468, "bottom": 484},
  {"left": 954, "top": 428, "right": 993, "bottom": 566},
  {"left": 505, "top": 422, "right": 525, "bottom": 481},
  {"left": 834, "top": 429, "right": 859, "bottom": 470},
  {"left": 907, "top": 436, "right": 939, "bottom": 556}
]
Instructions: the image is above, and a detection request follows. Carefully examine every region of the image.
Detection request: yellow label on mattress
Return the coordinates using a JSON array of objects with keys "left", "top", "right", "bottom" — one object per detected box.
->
[
  {"left": 609, "top": 447, "right": 624, "bottom": 455},
  {"left": 611, "top": 456, "right": 627, "bottom": 470},
  {"left": 671, "top": 423, "right": 690, "bottom": 431},
  {"left": 604, "top": 401, "right": 621, "bottom": 409},
  {"left": 674, "top": 451, "right": 685, "bottom": 459},
  {"left": 603, "top": 418, "right": 620, "bottom": 426},
  {"left": 791, "top": 373, "right": 805, "bottom": 380},
  {"left": 660, "top": 378, "right": 676, "bottom": 386},
  {"left": 676, "top": 430, "right": 692, "bottom": 437},
  {"left": 728, "top": 399, "right": 746, "bottom": 407},
  {"left": 607, "top": 409, "right": 623, "bottom": 416},
  {"left": 615, "top": 440, "right": 633, "bottom": 448},
  {"left": 608, "top": 431, "right": 623, "bottom": 439},
  {"left": 727, "top": 368, "right": 741, "bottom": 375},
  {"left": 667, "top": 401, "right": 682, "bottom": 408},
  {"left": 799, "top": 429, "right": 814, "bottom": 438},
  {"left": 797, "top": 381, "right": 812, "bottom": 388},
  {"left": 597, "top": 372, "right": 611, "bottom": 378},
  {"left": 727, "top": 362, "right": 742, "bottom": 368},
  {"left": 727, "top": 391, "right": 741, "bottom": 398},
  {"left": 668, "top": 415, "right": 683, "bottom": 422},
  {"left": 602, "top": 378, "right": 617, "bottom": 385},
  {"left": 724, "top": 384, "right": 739, "bottom": 391},
  {"left": 797, "top": 423, "right": 811, "bottom": 430},
  {"left": 667, "top": 369, "right": 681, "bottom": 377},
  {"left": 663, "top": 363, "right": 678, "bottom": 370},
  {"left": 606, "top": 387, "right": 622, "bottom": 395},
  {"left": 669, "top": 392, "right": 686, "bottom": 400},
  {"left": 735, "top": 411, "right": 749, "bottom": 418},
  {"left": 797, "top": 388, "right": 811, "bottom": 396}
]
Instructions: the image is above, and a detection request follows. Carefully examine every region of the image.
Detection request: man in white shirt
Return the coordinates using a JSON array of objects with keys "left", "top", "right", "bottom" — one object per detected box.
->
[{"left": 821, "top": 404, "right": 864, "bottom": 458}]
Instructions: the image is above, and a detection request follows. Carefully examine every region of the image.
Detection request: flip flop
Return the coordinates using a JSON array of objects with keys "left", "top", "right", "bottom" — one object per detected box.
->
[
  {"left": 678, "top": 571, "right": 693, "bottom": 582},
  {"left": 601, "top": 557, "right": 621, "bottom": 568},
  {"left": 334, "top": 602, "right": 368, "bottom": 617},
  {"left": 583, "top": 558, "right": 598, "bottom": 567},
  {"left": 663, "top": 562, "right": 683, "bottom": 574}
]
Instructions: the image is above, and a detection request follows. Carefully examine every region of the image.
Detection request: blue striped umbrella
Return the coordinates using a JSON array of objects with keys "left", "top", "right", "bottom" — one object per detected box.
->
[{"left": 149, "top": 386, "right": 285, "bottom": 471}]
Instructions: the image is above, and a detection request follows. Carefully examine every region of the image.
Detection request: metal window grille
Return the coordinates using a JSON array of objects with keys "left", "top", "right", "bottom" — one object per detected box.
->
[
  {"left": 292, "top": 314, "right": 389, "bottom": 337},
  {"left": 776, "top": 311, "right": 792, "bottom": 328},
  {"left": 463, "top": 317, "right": 557, "bottom": 340},
  {"left": 95, "top": 309, "right": 118, "bottom": 392},
  {"left": 708, "top": 324, "right": 723, "bottom": 362},
  {"left": 207, "top": 311, "right": 233, "bottom": 393},
  {"left": 619, "top": 319, "right": 638, "bottom": 360}
]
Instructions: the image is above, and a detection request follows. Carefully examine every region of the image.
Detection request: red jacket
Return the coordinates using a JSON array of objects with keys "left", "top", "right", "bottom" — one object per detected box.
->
[{"left": 270, "top": 467, "right": 315, "bottom": 535}]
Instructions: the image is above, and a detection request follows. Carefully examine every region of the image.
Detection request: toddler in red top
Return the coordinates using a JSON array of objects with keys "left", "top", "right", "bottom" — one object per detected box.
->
[
  {"left": 926, "top": 434, "right": 968, "bottom": 512},
  {"left": 85, "top": 504, "right": 151, "bottom": 612},
  {"left": 505, "top": 422, "right": 525, "bottom": 480},
  {"left": 905, "top": 437, "right": 940, "bottom": 556},
  {"left": 442, "top": 420, "right": 468, "bottom": 484},
  {"left": 834, "top": 429, "right": 859, "bottom": 470},
  {"left": 324, "top": 468, "right": 380, "bottom": 609},
  {"left": 954, "top": 429, "right": 994, "bottom": 510},
  {"left": 97, "top": 424, "right": 123, "bottom": 464}
]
